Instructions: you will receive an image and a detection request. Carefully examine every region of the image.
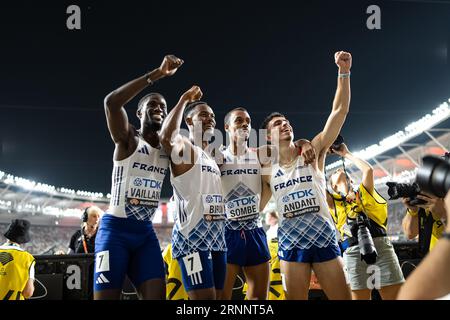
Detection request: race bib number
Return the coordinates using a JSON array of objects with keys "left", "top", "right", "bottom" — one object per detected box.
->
[
  {"left": 279, "top": 188, "right": 320, "bottom": 219},
  {"left": 182, "top": 252, "right": 203, "bottom": 276},
  {"left": 126, "top": 176, "right": 161, "bottom": 208},
  {"left": 202, "top": 194, "right": 225, "bottom": 222},
  {"left": 225, "top": 195, "right": 260, "bottom": 221},
  {"left": 95, "top": 250, "right": 110, "bottom": 273}
]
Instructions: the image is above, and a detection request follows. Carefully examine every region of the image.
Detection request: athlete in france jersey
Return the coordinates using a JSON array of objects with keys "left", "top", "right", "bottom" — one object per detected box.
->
[
  {"left": 260, "top": 50, "right": 352, "bottom": 300},
  {"left": 270, "top": 155, "right": 337, "bottom": 252},
  {"left": 219, "top": 108, "right": 271, "bottom": 300},
  {"left": 160, "top": 87, "right": 227, "bottom": 299},
  {"left": 221, "top": 147, "right": 262, "bottom": 230},
  {"left": 171, "top": 145, "right": 226, "bottom": 258},
  {"left": 94, "top": 54, "right": 184, "bottom": 300},
  {"left": 109, "top": 137, "right": 169, "bottom": 221}
]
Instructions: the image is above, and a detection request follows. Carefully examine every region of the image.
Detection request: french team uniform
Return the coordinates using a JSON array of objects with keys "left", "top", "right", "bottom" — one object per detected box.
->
[
  {"left": 270, "top": 156, "right": 341, "bottom": 263},
  {"left": 171, "top": 146, "right": 227, "bottom": 292},
  {"left": 221, "top": 147, "right": 270, "bottom": 267},
  {"left": 94, "top": 137, "right": 169, "bottom": 292}
]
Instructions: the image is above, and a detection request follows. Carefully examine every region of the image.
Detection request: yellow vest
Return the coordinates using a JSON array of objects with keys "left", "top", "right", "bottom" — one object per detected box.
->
[
  {"left": 0, "top": 245, "right": 35, "bottom": 300},
  {"left": 162, "top": 244, "right": 189, "bottom": 300},
  {"left": 329, "top": 183, "right": 388, "bottom": 240}
]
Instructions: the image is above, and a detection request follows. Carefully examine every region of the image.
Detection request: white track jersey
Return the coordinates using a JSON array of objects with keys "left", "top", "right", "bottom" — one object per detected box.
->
[
  {"left": 108, "top": 137, "right": 169, "bottom": 221},
  {"left": 270, "top": 156, "right": 338, "bottom": 251},
  {"left": 221, "top": 147, "right": 262, "bottom": 230},
  {"left": 171, "top": 146, "right": 226, "bottom": 259}
]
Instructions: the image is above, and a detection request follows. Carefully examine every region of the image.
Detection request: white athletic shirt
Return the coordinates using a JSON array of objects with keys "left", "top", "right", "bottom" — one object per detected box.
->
[
  {"left": 270, "top": 155, "right": 338, "bottom": 251},
  {"left": 171, "top": 145, "right": 226, "bottom": 259},
  {"left": 108, "top": 137, "right": 169, "bottom": 221},
  {"left": 220, "top": 147, "right": 262, "bottom": 230}
]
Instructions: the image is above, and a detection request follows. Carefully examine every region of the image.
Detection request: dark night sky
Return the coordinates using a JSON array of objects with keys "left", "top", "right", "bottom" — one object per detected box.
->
[{"left": 0, "top": 0, "right": 449, "bottom": 197}]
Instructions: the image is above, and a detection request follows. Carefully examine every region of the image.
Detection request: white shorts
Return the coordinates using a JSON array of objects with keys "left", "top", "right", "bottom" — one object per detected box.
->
[{"left": 343, "top": 236, "right": 405, "bottom": 291}]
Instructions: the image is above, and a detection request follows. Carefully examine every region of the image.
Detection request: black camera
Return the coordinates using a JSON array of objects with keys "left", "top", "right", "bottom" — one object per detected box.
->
[
  {"left": 331, "top": 135, "right": 344, "bottom": 151},
  {"left": 354, "top": 214, "right": 378, "bottom": 264},
  {"left": 386, "top": 181, "right": 426, "bottom": 206},
  {"left": 415, "top": 155, "right": 450, "bottom": 198}
]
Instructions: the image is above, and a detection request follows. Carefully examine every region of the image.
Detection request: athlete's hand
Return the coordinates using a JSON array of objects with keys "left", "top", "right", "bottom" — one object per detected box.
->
[
  {"left": 335, "top": 51, "right": 352, "bottom": 73},
  {"left": 158, "top": 54, "right": 184, "bottom": 77},
  {"left": 295, "top": 140, "right": 316, "bottom": 165},
  {"left": 181, "top": 85, "right": 203, "bottom": 103}
]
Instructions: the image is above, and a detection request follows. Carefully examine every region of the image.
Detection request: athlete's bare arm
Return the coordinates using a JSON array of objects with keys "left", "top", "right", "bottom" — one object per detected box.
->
[
  {"left": 160, "top": 86, "right": 203, "bottom": 177},
  {"left": 311, "top": 51, "right": 352, "bottom": 173},
  {"left": 332, "top": 143, "right": 374, "bottom": 194},
  {"left": 104, "top": 55, "right": 183, "bottom": 159}
]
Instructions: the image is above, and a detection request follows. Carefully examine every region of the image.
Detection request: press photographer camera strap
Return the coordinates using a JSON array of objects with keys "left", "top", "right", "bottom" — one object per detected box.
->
[{"left": 418, "top": 208, "right": 433, "bottom": 257}]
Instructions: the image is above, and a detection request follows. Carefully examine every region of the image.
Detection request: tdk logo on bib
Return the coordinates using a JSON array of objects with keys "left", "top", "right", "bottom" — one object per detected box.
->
[
  {"left": 133, "top": 178, "right": 162, "bottom": 189},
  {"left": 282, "top": 189, "right": 314, "bottom": 202},
  {"left": 226, "top": 195, "right": 259, "bottom": 221},
  {"left": 281, "top": 189, "right": 319, "bottom": 218}
]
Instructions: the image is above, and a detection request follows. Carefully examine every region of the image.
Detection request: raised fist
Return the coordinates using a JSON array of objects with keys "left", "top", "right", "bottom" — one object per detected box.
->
[
  {"left": 181, "top": 85, "right": 203, "bottom": 103},
  {"left": 334, "top": 51, "right": 352, "bottom": 73},
  {"left": 159, "top": 54, "right": 184, "bottom": 77}
]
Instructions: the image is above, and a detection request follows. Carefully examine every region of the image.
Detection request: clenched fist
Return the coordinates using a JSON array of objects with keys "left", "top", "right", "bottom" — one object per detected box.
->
[
  {"left": 158, "top": 54, "right": 184, "bottom": 77},
  {"left": 335, "top": 51, "right": 352, "bottom": 73},
  {"left": 181, "top": 85, "right": 203, "bottom": 103}
]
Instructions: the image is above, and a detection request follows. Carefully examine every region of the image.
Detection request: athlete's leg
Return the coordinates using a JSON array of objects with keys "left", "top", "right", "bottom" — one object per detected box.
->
[
  {"left": 94, "top": 289, "right": 123, "bottom": 300},
  {"left": 212, "top": 251, "right": 227, "bottom": 300},
  {"left": 378, "top": 283, "right": 402, "bottom": 300},
  {"left": 137, "top": 279, "right": 166, "bottom": 299},
  {"left": 128, "top": 226, "right": 166, "bottom": 300},
  {"left": 221, "top": 263, "right": 241, "bottom": 300},
  {"left": 280, "top": 260, "right": 311, "bottom": 300},
  {"left": 243, "top": 261, "right": 270, "bottom": 300},
  {"left": 351, "top": 289, "right": 372, "bottom": 300},
  {"left": 178, "top": 251, "right": 216, "bottom": 300},
  {"left": 312, "top": 257, "right": 351, "bottom": 300},
  {"left": 93, "top": 216, "right": 130, "bottom": 300}
]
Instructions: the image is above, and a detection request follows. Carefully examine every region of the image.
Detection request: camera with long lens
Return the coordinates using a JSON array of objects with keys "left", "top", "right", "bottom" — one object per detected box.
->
[
  {"left": 415, "top": 154, "right": 450, "bottom": 198},
  {"left": 386, "top": 182, "right": 426, "bottom": 206},
  {"left": 354, "top": 214, "right": 378, "bottom": 264}
]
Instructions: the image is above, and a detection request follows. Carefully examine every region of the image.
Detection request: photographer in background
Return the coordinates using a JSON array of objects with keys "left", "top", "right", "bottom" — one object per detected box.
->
[
  {"left": 398, "top": 191, "right": 450, "bottom": 299},
  {"left": 401, "top": 153, "right": 449, "bottom": 256},
  {"left": 398, "top": 154, "right": 450, "bottom": 299},
  {"left": 328, "top": 143, "right": 404, "bottom": 300},
  {"left": 401, "top": 193, "right": 446, "bottom": 255},
  {"left": 68, "top": 206, "right": 102, "bottom": 254}
]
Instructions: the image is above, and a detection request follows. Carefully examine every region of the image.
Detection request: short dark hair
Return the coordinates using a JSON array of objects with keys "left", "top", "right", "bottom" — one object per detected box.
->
[
  {"left": 183, "top": 101, "right": 208, "bottom": 121},
  {"left": 260, "top": 112, "right": 286, "bottom": 130},
  {"left": 137, "top": 93, "right": 163, "bottom": 114},
  {"left": 224, "top": 107, "right": 248, "bottom": 125}
]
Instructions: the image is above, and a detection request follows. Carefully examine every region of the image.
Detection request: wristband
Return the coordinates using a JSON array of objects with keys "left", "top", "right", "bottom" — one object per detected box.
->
[
  {"left": 338, "top": 72, "right": 351, "bottom": 78},
  {"left": 407, "top": 209, "right": 419, "bottom": 217},
  {"left": 145, "top": 72, "right": 154, "bottom": 85}
]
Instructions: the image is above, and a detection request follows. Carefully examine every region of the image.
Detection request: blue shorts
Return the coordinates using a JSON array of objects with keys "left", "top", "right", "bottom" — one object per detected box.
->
[
  {"left": 278, "top": 243, "right": 341, "bottom": 263},
  {"left": 177, "top": 251, "right": 226, "bottom": 292},
  {"left": 94, "top": 214, "right": 164, "bottom": 292},
  {"left": 225, "top": 227, "right": 270, "bottom": 266}
]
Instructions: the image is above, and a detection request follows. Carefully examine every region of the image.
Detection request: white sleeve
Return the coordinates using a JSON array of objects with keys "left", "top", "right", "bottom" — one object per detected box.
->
[{"left": 29, "top": 261, "right": 35, "bottom": 280}]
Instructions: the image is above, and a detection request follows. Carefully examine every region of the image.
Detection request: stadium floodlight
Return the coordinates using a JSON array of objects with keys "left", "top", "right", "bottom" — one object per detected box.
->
[
  {"left": 0, "top": 171, "right": 5, "bottom": 179},
  {"left": 107, "top": 193, "right": 111, "bottom": 199},
  {"left": 326, "top": 99, "right": 450, "bottom": 171}
]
